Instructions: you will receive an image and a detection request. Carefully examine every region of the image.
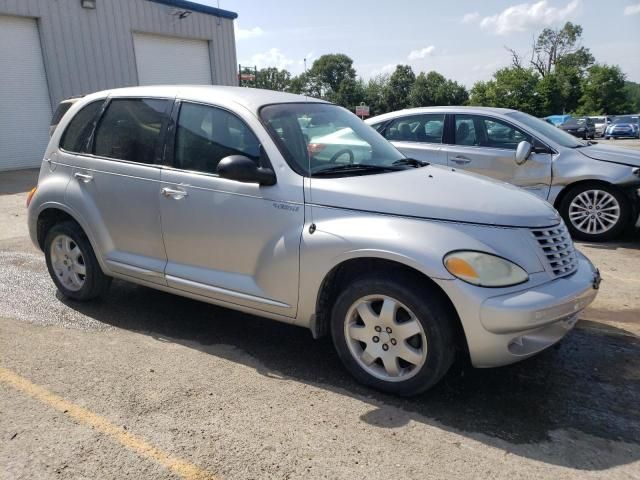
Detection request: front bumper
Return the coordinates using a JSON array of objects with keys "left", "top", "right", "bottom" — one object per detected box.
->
[{"left": 435, "top": 251, "right": 599, "bottom": 368}]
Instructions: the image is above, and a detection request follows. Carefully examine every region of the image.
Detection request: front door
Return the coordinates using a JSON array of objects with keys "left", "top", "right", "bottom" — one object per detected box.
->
[
  {"left": 159, "top": 101, "right": 303, "bottom": 317},
  {"left": 443, "top": 114, "right": 552, "bottom": 200},
  {"left": 63, "top": 97, "right": 171, "bottom": 284}
]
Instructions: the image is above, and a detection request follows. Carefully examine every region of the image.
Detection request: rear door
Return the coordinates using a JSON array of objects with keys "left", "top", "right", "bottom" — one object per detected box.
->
[
  {"left": 381, "top": 113, "right": 447, "bottom": 165},
  {"left": 442, "top": 114, "right": 552, "bottom": 200},
  {"left": 64, "top": 97, "right": 171, "bottom": 284}
]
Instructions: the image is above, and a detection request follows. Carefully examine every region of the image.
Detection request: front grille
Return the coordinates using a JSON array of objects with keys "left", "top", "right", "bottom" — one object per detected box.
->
[{"left": 531, "top": 222, "right": 578, "bottom": 278}]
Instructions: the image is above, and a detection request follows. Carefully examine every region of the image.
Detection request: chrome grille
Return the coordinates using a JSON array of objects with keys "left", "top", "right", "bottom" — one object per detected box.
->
[{"left": 531, "top": 222, "right": 578, "bottom": 278}]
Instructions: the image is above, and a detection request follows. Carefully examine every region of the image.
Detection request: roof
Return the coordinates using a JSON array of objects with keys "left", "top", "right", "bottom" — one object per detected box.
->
[
  {"left": 365, "top": 105, "right": 518, "bottom": 123},
  {"left": 91, "top": 85, "right": 328, "bottom": 113},
  {"left": 148, "top": 0, "right": 238, "bottom": 19}
]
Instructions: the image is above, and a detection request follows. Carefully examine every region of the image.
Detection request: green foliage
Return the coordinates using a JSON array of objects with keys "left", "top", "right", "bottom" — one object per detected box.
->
[
  {"left": 409, "top": 71, "right": 468, "bottom": 107},
  {"left": 469, "top": 67, "right": 542, "bottom": 116},
  {"left": 255, "top": 67, "right": 291, "bottom": 92},
  {"left": 578, "top": 64, "right": 631, "bottom": 115},
  {"left": 383, "top": 65, "right": 416, "bottom": 111},
  {"left": 625, "top": 81, "right": 640, "bottom": 112}
]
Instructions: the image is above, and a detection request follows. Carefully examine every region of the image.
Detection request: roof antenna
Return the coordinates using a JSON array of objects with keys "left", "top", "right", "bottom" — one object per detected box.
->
[{"left": 303, "top": 57, "right": 308, "bottom": 103}]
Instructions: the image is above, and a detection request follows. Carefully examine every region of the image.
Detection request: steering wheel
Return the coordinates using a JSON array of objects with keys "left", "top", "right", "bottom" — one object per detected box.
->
[{"left": 329, "top": 148, "right": 355, "bottom": 164}]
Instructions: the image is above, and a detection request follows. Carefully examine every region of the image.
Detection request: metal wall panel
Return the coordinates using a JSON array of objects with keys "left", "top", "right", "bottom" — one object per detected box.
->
[{"left": 0, "top": 0, "right": 238, "bottom": 107}]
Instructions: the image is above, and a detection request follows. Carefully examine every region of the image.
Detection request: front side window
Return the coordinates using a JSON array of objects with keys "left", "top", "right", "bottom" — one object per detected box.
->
[
  {"left": 93, "top": 98, "right": 169, "bottom": 164},
  {"left": 59, "top": 101, "right": 103, "bottom": 153},
  {"left": 260, "top": 103, "right": 404, "bottom": 176},
  {"left": 454, "top": 115, "right": 531, "bottom": 150},
  {"left": 174, "top": 103, "right": 261, "bottom": 174},
  {"left": 454, "top": 115, "right": 477, "bottom": 146},
  {"left": 385, "top": 114, "right": 445, "bottom": 144}
]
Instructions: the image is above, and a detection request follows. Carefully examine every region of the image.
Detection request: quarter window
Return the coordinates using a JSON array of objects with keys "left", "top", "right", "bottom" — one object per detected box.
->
[
  {"left": 93, "top": 98, "right": 169, "bottom": 164},
  {"left": 59, "top": 101, "right": 103, "bottom": 153},
  {"left": 174, "top": 103, "right": 260, "bottom": 174},
  {"left": 385, "top": 114, "right": 445, "bottom": 144}
]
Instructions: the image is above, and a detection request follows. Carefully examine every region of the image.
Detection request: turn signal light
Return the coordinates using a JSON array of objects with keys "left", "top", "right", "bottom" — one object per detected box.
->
[{"left": 26, "top": 187, "right": 37, "bottom": 208}]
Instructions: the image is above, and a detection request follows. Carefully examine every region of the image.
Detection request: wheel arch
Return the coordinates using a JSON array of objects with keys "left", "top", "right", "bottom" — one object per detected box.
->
[
  {"left": 552, "top": 179, "right": 621, "bottom": 211},
  {"left": 311, "top": 257, "right": 469, "bottom": 356}
]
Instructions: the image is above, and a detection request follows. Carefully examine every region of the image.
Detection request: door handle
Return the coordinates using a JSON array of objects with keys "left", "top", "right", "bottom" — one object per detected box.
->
[
  {"left": 451, "top": 156, "right": 471, "bottom": 164},
  {"left": 74, "top": 172, "right": 93, "bottom": 183},
  {"left": 161, "top": 187, "right": 188, "bottom": 199}
]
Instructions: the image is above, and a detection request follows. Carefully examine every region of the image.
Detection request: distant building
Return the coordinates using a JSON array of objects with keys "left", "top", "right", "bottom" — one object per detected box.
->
[{"left": 0, "top": 0, "right": 238, "bottom": 170}]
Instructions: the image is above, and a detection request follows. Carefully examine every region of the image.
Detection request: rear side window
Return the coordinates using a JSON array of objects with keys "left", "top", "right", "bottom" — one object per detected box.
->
[
  {"left": 59, "top": 101, "right": 103, "bottom": 153},
  {"left": 174, "top": 102, "right": 260, "bottom": 174},
  {"left": 93, "top": 98, "right": 169, "bottom": 164},
  {"left": 385, "top": 114, "right": 445, "bottom": 144},
  {"left": 51, "top": 101, "right": 74, "bottom": 126}
]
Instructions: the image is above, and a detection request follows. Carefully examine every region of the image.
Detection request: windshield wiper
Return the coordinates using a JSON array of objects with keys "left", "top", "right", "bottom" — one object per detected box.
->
[
  {"left": 312, "top": 164, "right": 400, "bottom": 177},
  {"left": 392, "top": 158, "right": 429, "bottom": 168}
]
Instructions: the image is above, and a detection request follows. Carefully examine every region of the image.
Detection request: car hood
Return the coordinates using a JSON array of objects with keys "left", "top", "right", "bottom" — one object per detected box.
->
[
  {"left": 310, "top": 165, "right": 560, "bottom": 228},
  {"left": 578, "top": 144, "right": 640, "bottom": 167}
]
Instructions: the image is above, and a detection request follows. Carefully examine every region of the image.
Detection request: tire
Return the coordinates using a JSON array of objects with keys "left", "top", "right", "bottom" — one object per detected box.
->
[
  {"left": 330, "top": 274, "right": 456, "bottom": 396},
  {"left": 44, "top": 221, "right": 111, "bottom": 301},
  {"left": 559, "top": 183, "right": 630, "bottom": 242}
]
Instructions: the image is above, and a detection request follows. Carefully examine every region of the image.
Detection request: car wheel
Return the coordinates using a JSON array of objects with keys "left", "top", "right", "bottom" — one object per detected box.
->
[
  {"left": 559, "top": 183, "right": 630, "bottom": 242},
  {"left": 331, "top": 275, "right": 456, "bottom": 396},
  {"left": 44, "top": 221, "right": 111, "bottom": 301}
]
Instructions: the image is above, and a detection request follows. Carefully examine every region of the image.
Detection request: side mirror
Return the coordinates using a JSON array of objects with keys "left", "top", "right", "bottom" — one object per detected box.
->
[
  {"left": 217, "top": 155, "right": 276, "bottom": 186},
  {"left": 515, "top": 141, "right": 533, "bottom": 165}
]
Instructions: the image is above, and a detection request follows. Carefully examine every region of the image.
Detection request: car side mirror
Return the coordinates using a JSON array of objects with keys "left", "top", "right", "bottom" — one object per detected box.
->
[
  {"left": 515, "top": 140, "right": 533, "bottom": 165},
  {"left": 217, "top": 155, "right": 277, "bottom": 186}
]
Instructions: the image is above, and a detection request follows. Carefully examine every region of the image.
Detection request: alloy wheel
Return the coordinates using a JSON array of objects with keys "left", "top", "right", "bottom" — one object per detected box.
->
[
  {"left": 568, "top": 189, "right": 620, "bottom": 235},
  {"left": 344, "top": 295, "right": 427, "bottom": 382},
  {"left": 50, "top": 234, "right": 86, "bottom": 291}
]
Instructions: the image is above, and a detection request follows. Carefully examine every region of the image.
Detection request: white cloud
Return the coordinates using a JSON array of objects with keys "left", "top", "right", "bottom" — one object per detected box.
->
[
  {"left": 242, "top": 48, "right": 294, "bottom": 70},
  {"left": 235, "top": 22, "right": 264, "bottom": 40},
  {"left": 408, "top": 46, "right": 436, "bottom": 60},
  {"left": 369, "top": 63, "right": 397, "bottom": 77},
  {"left": 464, "top": 0, "right": 581, "bottom": 35},
  {"left": 624, "top": 3, "right": 640, "bottom": 15},
  {"left": 462, "top": 12, "right": 480, "bottom": 24}
]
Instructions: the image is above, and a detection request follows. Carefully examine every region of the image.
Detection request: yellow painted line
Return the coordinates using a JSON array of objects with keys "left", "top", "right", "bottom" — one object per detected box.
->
[
  {"left": 0, "top": 367, "right": 217, "bottom": 480},
  {"left": 601, "top": 271, "right": 640, "bottom": 284}
]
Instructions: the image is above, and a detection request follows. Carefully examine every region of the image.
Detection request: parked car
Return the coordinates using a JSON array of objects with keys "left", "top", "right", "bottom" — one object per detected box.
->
[
  {"left": 28, "top": 87, "right": 600, "bottom": 396},
  {"left": 367, "top": 106, "right": 640, "bottom": 242},
  {"left": 49, "top": 97, "right": 81, "bottom": 137},
  {"left": 588, "top": 115, "right": 611, "bottom": 137},
  {"left": 559, "top": 117, "right": 596, "bottom": 139},
  {"left": 605, "top": 115, "right": 640, "bottom": 139},
  {"left": 544, "top": 114, "right": 572, "bottom": 126}
]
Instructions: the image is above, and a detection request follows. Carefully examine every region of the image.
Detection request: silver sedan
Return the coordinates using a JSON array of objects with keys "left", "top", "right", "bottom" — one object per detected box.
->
[{"left": 367, "top": 107, "right": 640, "bottom": 242}]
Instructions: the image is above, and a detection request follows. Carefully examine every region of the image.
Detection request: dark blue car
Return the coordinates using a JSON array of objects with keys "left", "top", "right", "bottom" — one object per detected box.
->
[{"left": 605, "top": 115, "right": 640, "bottom": 139}]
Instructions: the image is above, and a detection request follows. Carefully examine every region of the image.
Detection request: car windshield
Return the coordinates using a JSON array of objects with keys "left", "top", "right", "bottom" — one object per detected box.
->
[
  {"left": 506, "top": 111, "right": 585, "bottom": 148},
  {"left": 612, "top": 115, "right": 638, "bottom": 124},
  {"left": 260, "top": 103, "right": 405, "bottom": 176}
]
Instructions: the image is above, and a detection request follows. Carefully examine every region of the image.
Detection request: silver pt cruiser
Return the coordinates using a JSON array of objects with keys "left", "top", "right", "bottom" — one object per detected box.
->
[{"left": 27, "top": 86, "right": 600, "bottom": 395}]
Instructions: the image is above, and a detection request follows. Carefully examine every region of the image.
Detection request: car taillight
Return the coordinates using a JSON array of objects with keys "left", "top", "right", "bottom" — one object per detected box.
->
[
  {"left": 307, "top": 143, "right": 326, "bottom": 154},
  {"left": 26, "top": 187, "right": 37, "bottom": 208}
]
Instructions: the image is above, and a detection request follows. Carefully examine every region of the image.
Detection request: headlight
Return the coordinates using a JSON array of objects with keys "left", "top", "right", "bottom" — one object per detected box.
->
[{"left": 444, "top": 251, "right": 529, "bottom": 287}]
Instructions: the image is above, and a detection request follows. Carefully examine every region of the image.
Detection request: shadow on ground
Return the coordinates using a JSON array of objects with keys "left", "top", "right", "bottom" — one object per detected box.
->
[
  {"left": 0, "top": 168, "right": 39, "bottom": 195},
  {"left": 57, "top": 279, "right": 640, "bottom": 471}
]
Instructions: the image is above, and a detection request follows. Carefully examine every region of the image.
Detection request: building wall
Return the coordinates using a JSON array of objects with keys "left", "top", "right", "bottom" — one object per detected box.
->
[{"left": 0, "top": 0, "right": 237, "bottom": 108}]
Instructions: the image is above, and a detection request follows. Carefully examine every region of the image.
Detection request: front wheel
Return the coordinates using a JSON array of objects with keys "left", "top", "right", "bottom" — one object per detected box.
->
[
  {"left": 559, "top": 183, "right": 630, "bottom": 242},
  {"left": 331, "top": 275, "right": 456, "bottom": 396}
]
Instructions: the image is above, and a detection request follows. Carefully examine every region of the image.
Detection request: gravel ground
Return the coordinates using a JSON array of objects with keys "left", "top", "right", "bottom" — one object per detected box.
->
[{"left": 1, "top": 167, "right": 639, "bottom": 479}]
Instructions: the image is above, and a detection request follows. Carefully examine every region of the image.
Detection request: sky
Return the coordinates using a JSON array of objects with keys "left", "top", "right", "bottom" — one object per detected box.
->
[{"left": 199, "top": 0, "right": 640, "bottom": 87}]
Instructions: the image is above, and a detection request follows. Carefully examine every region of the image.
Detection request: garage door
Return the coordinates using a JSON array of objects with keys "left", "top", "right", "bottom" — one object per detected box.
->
[
  {"left": 0, "top": 16, "right": 52, "bottom": 171},
  {"left": 134, "top": 33, "right": 213, "bottom": 86}
]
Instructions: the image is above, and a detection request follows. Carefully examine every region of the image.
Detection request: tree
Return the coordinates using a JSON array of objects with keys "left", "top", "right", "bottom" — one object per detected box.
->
[
  {"left": 469, "top": 67, "right": 542, "bottom": 116},
  {"left": 383, "top": 65, "right": 415, "bottom": 111},
  {"left": 362, "top": 74, "right": 389, "bottom": 116},
  {"left": 578, "top": 64, "right": 631, "bottom": 115},
  {"left": 409, "top": 71, "right": 468, "bottom": 107},
  {"left": 625, "top": 81, "right": 640, "bottom": 113},
  {"left": 306, "top": 54, "right": 357, "bottom": 101},
  {"left": 530, "top": 22, "right": 594, "bottom": 77},
  {"left": 255, "top": 67, "right": 291, "bottom": 92}
]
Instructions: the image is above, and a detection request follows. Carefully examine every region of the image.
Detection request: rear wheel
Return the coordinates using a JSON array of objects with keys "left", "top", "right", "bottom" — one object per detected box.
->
[
  {"left": 331, "top": 275, "right": 456, "bottom": 396},
  {"left": 44, "top": 221, "right": 110, "bottom": 301},
  {"left": 559, "top": 183, "right": 630, "bottom": 242}
]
